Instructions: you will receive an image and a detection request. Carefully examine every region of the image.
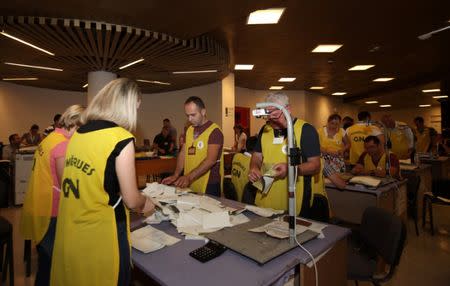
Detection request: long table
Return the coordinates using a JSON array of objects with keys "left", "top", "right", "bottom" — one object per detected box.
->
[
  {"left": 419, "top": 156, "right": 450, "bottom": 182},
  {"left": 400, "top": 164, "right": 432, "bottom": 222}
]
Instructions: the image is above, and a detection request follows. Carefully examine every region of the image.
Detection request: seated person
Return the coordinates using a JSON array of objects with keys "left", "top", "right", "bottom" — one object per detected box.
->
[
  {"left": 22, "top": 124, "right": 42, "bottom": 146},
  {"left": 152, "top": 127, "right": 175, "bottom": 156},
  {"left": 2, "top": 133, "right": 21, "bottom": 162},
  {"left": 352, "top": 136, "right": 400, "bottom": 178},
  {"left": 323, "top": 159, "right": 347, "bottom": 189},
  {"left": 232, "top": 125, "right": 247, "bottom": 153}
]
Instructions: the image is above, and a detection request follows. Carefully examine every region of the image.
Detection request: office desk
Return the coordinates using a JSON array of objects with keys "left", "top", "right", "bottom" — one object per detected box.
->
[
  {"left": 131, "top": 214, "right": 350, "bottom": 286},
  {"left": 419, "top": 156, "right": 450, "bottom": 182},
  {"left": 325, "top": 180, "right": 407, "bottom": 224},
  {"left": 401, "top": 164, "right": 432, "bottom": 221},
  {"left": 135, "top": 157, "right": 177, "bottom": 186}
]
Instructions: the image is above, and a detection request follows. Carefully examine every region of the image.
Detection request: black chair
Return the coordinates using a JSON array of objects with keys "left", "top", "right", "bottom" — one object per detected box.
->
[
  {"left": 347, "top": 207, "right": 406, "bottom": 286},
  {"left": 406, "top": 175, "right": 421, "bottom": 236},
  {"left": 0, "top": 217, "right": 14, "bottom": 286},
  {"left": 422, "top": 179, "right": 450, "bottom": 235}
]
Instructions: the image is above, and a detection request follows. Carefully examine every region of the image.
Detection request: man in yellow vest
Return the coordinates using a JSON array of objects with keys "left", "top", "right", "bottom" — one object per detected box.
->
[
  {"left": 248, "top": 93, "right": 328, "bottom": 221},
  {"left": 346, "top": 111, "right": 385, "bottom": 165},
  {"left": 381, "top": 114, "right": 414, "bottom": 160},
  {"left": 413, "top": 116, "right": 437, "bottom": 153},
  {"left": 352, "top": 136, "right": 400, "bottom": 178},
  {"left": 162, "top": 96, "right": 224, "bottom": 196}
]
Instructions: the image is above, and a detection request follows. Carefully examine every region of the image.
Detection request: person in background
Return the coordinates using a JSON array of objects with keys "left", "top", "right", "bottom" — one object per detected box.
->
[
  {"left": 163, "top": 118, "right": 177, "bottom": 150},
  {"left": 318, "top": 114, "right": 349, "bottom": 173},
  {"left": 2, "top": 133, "right": 21, "bottom": 162},
  {"left": 413, "top": 116, "right": 437, "bottom": 153},
  {"left": 178, "top": 120, "right": 192, "bottom": 148},
  {"left": 381, "top": 114, "right": 414, "bottom": 160},
  {"left": 152, "top": 126, "right": 175, "bottom": 156},
  {"left": 43, "top": 114, "right": 62, "bottom": 137},
  {"left": 20, "top": 105, "right": 84, "bottom": 286},
  {"left": 352, "top": 136, "right": 400, "bottom": 178},
  {"left": 232, "top": 125, "right": 247, "bottom": 153},
  {"left": 231, "top": 136, "right": 257, "bottom": 202},
  {"left": 342, "top": 116, "right": 354, "bottom": 130},
  {"left": 22, "top": 124, "right": 42, "bottom": 146},
  {"left": 346, "top": 111, "right": 384, "bottom": 166},
  {"left": 50, "top": 79, "right": 154, "bottom": 286},
  {"left": 162, "top": 96, "right": 224, "bottom": 196}
]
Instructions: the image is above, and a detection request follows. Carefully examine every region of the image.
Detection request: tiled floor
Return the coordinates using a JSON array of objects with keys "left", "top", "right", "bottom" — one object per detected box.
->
[{"left": 0, "top": 204, "right": 449, "bottom": 286}]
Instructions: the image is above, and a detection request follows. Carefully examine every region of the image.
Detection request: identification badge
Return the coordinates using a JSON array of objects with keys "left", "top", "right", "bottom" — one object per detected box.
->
[
  {"left": 273, "top": 137, "right": 284, "bottom": 144},
  {"left": 188, "top": 146, "right": 196, "bottom": 155},
  {"left": 197, "top": 140, "right": 204, "bottom": 149}
]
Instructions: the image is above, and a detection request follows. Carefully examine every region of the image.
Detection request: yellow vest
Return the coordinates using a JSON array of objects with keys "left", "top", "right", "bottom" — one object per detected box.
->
[
  {"left": 255, "top": 120, "right": 326, "bottom": 214},
  {"left": 318, "top": 127, "right": 345, "bottom": 152},
  {"left": 414, "top": 127, "right": 431, "bottom": 153},
  {"left": 51, "top": 126, "right": 133, "bottom": 286},
  {"left": 184, "top": 123, "right": 224, "bottom": 194},
  {"left": 387, "top": 124, "right": 410, "bottom": 159},
  {"left": 363, "top": 152, "right": 387, "bottom": 174},
  {"left": 20, "top": 131, "right": 67, "bottom": 244},
  {"left": 231, "top": 153, "right": 251, "bottom": 202},
  {"left": 347, "top": 124, "right": 378, "bottom": 164}
]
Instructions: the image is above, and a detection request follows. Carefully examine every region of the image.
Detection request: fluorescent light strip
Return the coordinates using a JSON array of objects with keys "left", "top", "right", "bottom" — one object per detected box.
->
[
  {"left": 433, "top": 95, "right": 448, "bottom": 99},
  {"left": 4, "top": 62, "right": 63, "bottom": 71},
  {"left": 365, "top": 101, "right": 378, "bottom": 104},
  {"left": 3, "top": 77, "right": 38, "bottom": 81},
  {"left": 269, "top": 86, "right": 284, "bottom": 90},
  {"left": 137, "top": 79, "right": 171, "bottom": 85},
  {"left": 247, "top": 8, "right": 285, "bottom": 25},
  {"left": 311, "top": 45, "right": 343, "bottom": 53},
  {"left": 373, "top": 77, "right": 395, "bottom": 82},
  {"left": 279, "top": 77, "right": 296, "bottom": 82},
  {"left": 332, "top": 92, "right": 347, "bottom": 96},
  {"left": 1, "top": 31, "right": 55, "bottom": 56},
  {"left": 234, "top": 64, "right": 254, "bottom": 70},
  {"left": 419, "top": 104, "right": 431, "bottom": 107},
  {"left": 380, "top": 104, "right": 391, "bottom": 108},
  {"left": 172, "top": 70, "right": 217, "bottom": 74},
  {"left": 422, "top": 88, "right": 440, "bottom": 93},
  {"left": 348, "top": 65, "right": 375, "bottom": 71},
  {"left": 310, "top": 86, "right": 324, "bottom": 90},
  {"left": 82, "top": 83, "right": 88, "bottom": 88},
  {"left": 119, "top": 58, "right": 144, "bottom": 70}
]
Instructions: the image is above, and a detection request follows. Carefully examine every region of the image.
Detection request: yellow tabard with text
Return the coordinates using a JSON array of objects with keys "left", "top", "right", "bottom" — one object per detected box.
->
[
  {"left": 347, "top": 124, "right": 376, "bottom": 164},
  {"left": 231, "top": 153, "right": 251, "bottom": 202},
  {"left": 363, "top": 152, "right": 387, "bottom": 174},
  {"left": 318, "top": 127, "right": 345, "bottom": 153},
  {"left": 388, "top": 126, "right": 410, "bottom": 160}
]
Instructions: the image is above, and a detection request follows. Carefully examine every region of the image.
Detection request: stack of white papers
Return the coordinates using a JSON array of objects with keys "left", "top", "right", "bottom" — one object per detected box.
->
[
  {"left": 131, "top": 225, "right": 180, "bottom": 253},
  {"left": 349, "top": 176, "right": 381, "bottom": 187},
  {"left": 245, "top": 205, "right": 284, "bottom": 217}
]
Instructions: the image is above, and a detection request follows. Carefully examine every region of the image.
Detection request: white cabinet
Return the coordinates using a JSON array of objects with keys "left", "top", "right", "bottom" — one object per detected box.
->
[{"left": 14, "top": 153, "right": 34, "bottom": 205}]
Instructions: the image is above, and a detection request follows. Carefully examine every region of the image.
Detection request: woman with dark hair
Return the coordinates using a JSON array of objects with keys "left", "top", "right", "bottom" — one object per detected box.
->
[{"left": 232, "top": 125, "right": 247, "bottom": 152}]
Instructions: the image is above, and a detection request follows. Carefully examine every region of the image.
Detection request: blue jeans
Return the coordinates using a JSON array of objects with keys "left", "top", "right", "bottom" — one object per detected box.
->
[{"left": 35, "top": 217, "right": 57, "bottom": 286}]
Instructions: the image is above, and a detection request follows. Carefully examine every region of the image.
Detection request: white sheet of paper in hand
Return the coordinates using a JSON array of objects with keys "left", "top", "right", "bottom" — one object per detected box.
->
[{"left": 202, "top": 211, "right": 232, "bottom": 229}]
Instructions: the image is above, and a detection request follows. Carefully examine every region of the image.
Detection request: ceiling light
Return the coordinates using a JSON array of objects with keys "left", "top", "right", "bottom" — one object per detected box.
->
[
  {"left": 348, "top": 65, "right": 375, "bottom": 71},
  {"left": 82, "top": 83, "right": 88, "bottom": 88},
  {"left": 2, "top": 77, "right": 38, "bottom": 81},
  {"left": 422, "top": 88, "right": 440, "bottom": 93},
  {"left": 311, "top": 45, "right": 343, "bottom": 53},
  {"left": 380, "top": 104, "right": 391, "bottom": 108},
  {"left": 269, "top": 86, "right": 284, "bottom": 90},
  {"left": 418, "top": 25, "right": 450, "bottom": 40},
  {"left": 234, "top": 64, "right": 254, "bottom": 70},
  {"left": 433, "top": 95, "right": 448, "bottom": 99},
  {"left": 119, "top": 58, "right": 144, "bottom": 70},
  {"left": 279, "top": 77, "right": 296, "bottom": 82},
  {"left": 247, "top": 8, "right": 285, "bottom": 25},
  {"left": 332, "top": 92, "right": 347, "bottom": 96},
  {"left": 1, "top": 31, "right": 55, "bottom": 56},
  {"left": 365, "top": 101, "right": 378, "bottom": 104},
  {"left": 373, "top": 77, "right": 395, "bottom": 82},
  {"left": 172, "top": 70, "right": 218, "bottom": 74},
  {"left": 137, "top": 79, "right": 171, "bottom": 85},
  {"left": 4, "top": 62, "right": 63, "bottom": 71},
  {"left": 419, "top": 104, "right": 431, "bottom": 107},
  {"left": 310, "top": 86, "right": 324, "bottom": 90}
]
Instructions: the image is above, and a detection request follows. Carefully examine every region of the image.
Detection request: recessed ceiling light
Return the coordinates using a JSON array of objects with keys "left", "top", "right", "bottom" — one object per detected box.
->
[
  {"left": 279, "top": 77, "right": 296, "bottom": 82},
  {"left": 82, "top": 83, "right": 88, "bottom": 88},
  {"left": 433, "top": 95, "right": 448, "bottom": 99},
  {"left": 380, "top": 104, "right": 391, "bottom": 108},
  {"left": 332, "top": 92, "right": 347, "bottom": 96},
  {"left": 247, "top": 8, "right": 285, "bottom": 25},
  {"left": 2, "top": 77, "right": 38, "bottom": 81},
  {"left": 118, "top": 58, "right": 144, "bottom": 70},
  {"left": 310, "top": 86, "right": 324, "bottom": 90},
  {"left": 373, "top": 77, "right": 395, "bottom": 82},
  {"left": 4, "top": 62, "right": 63, "bottom": 71},
  {"left": 348, "top": 65, "right": 375, "bottom": 71},
  {"left": 311, "top": 45, "right": 343, "bottom": 53},
  {"left": 172, "top": 70, "right": 218, "bottom": 74},
  {"left": 137, "top": 79, "right": 171, "bottom": 85},
  {"left": 419, "top": 104, "right": 431, "bottom": 107},
  {"left": 234, "top": 64, "right": 254, "bottom": 70},
  {"left": 269, "top": 86, "right": 284, "bottom": 90},
  {"left": 422, "top": 88, "right": 440, "bottom": 93},
  {"left": 365, "top": 101, "right": 378, "bottom": 104},
  {"left": 1, "top": 31, "right": 55, "bottom": 56}
]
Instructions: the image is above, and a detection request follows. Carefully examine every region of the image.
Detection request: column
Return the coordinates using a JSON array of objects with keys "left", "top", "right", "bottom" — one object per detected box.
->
[
  {"left": 221, "top": 73, "right": 235, "bottom": 147},
  {"left": 87, "top": 71, "right": 117, "bottom": 103}
]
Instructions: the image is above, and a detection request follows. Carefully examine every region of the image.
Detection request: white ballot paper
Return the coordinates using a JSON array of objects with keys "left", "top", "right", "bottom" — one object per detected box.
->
[
  {"left": 131, "top": 225, "right": 180, "bottom": 253},
  {"left": 245, "top": 205, "right": 284, "bottom": 217}
]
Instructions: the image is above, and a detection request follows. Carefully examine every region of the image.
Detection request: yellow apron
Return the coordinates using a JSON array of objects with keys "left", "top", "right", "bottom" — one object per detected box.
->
[
  {"left": 255, "top": 120, "right": 326, "bottom": 214},
  {"left": 50, "top": 126, "right": 133, "bottom": 286},
  {"left": 318, "top": 127, "right": 345, "bottom": 153},
  {"left": 388, "top": 125, "right": 410, "bottom": 160},
  {"left": 414, "top": 127, "right": 431, "bottom": 153},
  {"left": 363, "top": 152, "right": 387, "bottom": 174},
  {"left": 231, "top": 153, "right": 251, "bottom": 202},
  {"left": 20, "top": 132, "right": 66, "bottom": 244},
  {"left": 347, "top": 124, "right": 376, "bottom": 164},
  {"left": 184, "top": 123, "right": 224, "bottom": 194}
]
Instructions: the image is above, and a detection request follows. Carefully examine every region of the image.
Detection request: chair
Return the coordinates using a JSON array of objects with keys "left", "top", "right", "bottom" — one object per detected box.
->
[
  {"left": 406, "top": 175, "right": 421, "bottom": 236},
  {"left": 422, "top": 179, "right": 450, "bottom": 235},
  {"left": 0, "top": 217, "right": 14, "bottom": 286},
  {"left": 347, "top": 207, "right": 406, "bottom": 286}
]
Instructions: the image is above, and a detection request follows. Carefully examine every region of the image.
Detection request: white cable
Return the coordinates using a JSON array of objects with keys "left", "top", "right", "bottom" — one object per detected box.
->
[{"left": 112, "top": 196, "right": 122, "bottom": 209}]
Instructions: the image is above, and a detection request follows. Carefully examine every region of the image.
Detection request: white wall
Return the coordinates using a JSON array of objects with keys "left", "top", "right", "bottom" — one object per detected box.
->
[{"left": 221, "top": 74, "right": 235, "bottom": 147}]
